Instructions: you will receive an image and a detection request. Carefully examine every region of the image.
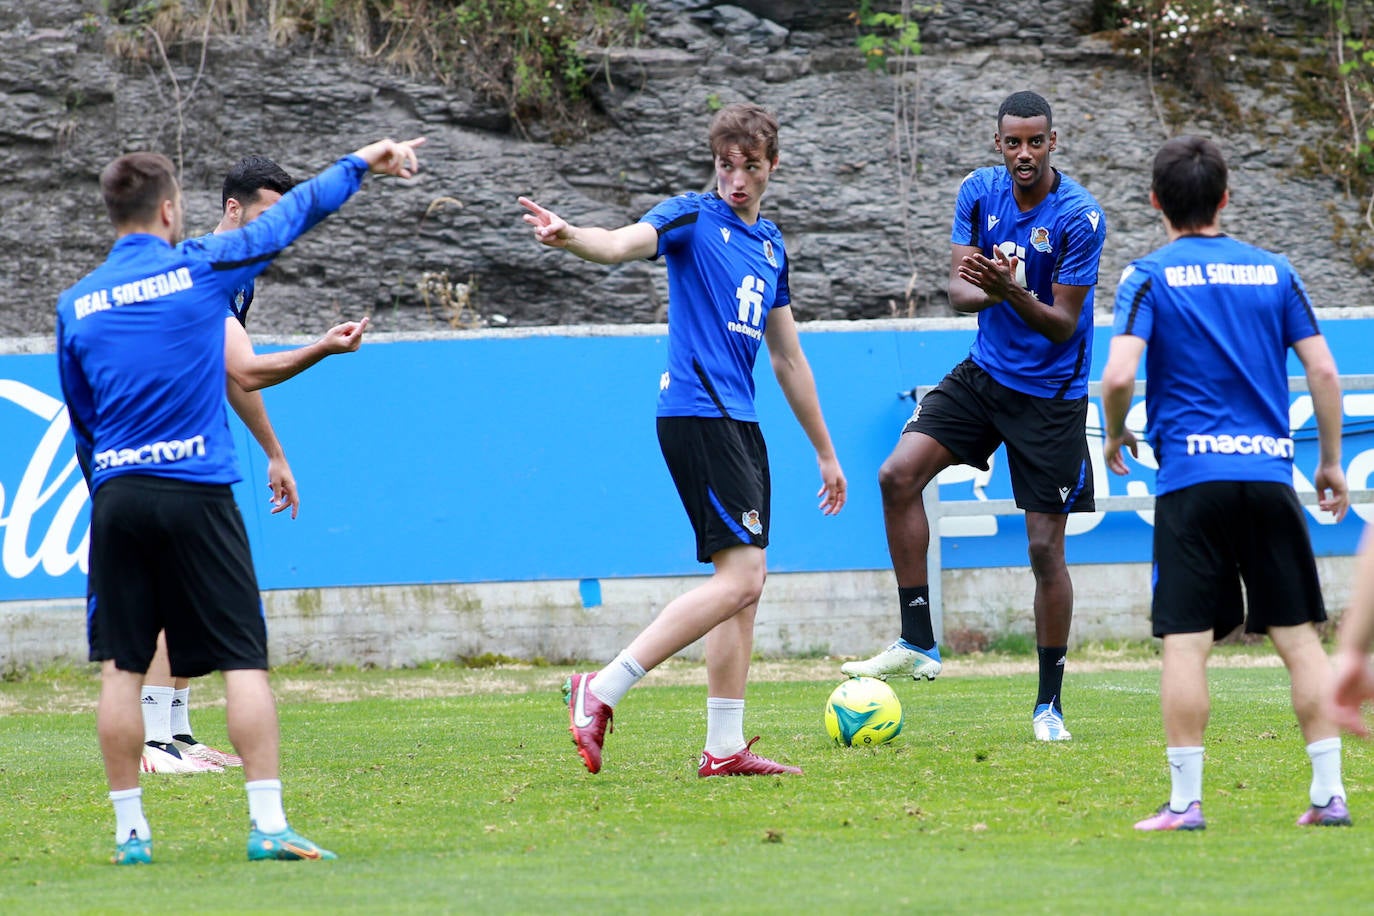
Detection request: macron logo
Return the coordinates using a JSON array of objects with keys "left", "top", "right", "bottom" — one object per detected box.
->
[
  {"left": 987, "top": 215, "right": 1000, "bottom": 232},
  {"left": 720, "top": 227, "right": 731, "bottom": 244},
  {"left": 1087, "top": 210, "right": 1101, "bottom": 232},
  {"left": 1059, "top": 486, "right": 1071, "bottom": 503}
]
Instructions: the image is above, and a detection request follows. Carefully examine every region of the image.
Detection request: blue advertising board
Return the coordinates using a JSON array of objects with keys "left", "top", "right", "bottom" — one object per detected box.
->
[{"left": 2, "top": 319, "right": 1372, "bottom": 601}]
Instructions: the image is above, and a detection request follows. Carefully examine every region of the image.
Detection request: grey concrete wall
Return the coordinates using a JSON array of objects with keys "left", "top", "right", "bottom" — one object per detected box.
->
[{"left": 3, "top": 557, "right": 1360, "bottom": 670}]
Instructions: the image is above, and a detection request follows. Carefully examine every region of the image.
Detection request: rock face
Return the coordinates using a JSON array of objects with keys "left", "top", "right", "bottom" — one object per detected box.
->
[{"left": 1, "top": 0, "right": 1368, "bottom": 336}]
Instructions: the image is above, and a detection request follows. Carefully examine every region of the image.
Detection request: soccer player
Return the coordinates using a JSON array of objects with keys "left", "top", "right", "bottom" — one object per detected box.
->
[
  {"left": 1101, "top": 135, "right": 1350, "bottom": 831},
  {"left": 1330, "top": 526, "right": 1374, "bottom": 737},
  {"left": 520, "top": 102, "right": 846, "bottom": 776},
  {"left": 58, "top": 135, "right": 422, "bottom": 864},
  {"left": 842, "top": 90, "right": 1106, "bottom": 742},
  {"left": 139, "top": 156, "right": 372, "bottom": 775}
]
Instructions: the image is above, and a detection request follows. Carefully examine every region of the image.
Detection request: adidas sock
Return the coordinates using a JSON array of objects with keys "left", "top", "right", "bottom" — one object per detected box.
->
[
  {"left": 1306, "top": 737, "right": 1345, "bottom": 806},
  {"left": 110, "top": 786, "right": 151, "bottom": 843},
  {"left": 1166, "top": 746, "right": 1204, "bottom": 812},
  {"left": 140, "top": 685, "right": 175, "bottom": 744},
  {"left": 170, "top": 687, "right": 192, "bottom": 739},
  {"left": 1035, "top": 646, "right": 1068, "bottom": 711},
  {"left": 705, "top": 697, "right": 746, "bottom": 757},
  {"left": 591, "top": 651, "right": 646, "bottom": 707},
  {"left": 246, "top": 779, "right": 288, "bottom": 835},
  {"left": 897, "top": 586, "right": 935, "bottom": 650}
]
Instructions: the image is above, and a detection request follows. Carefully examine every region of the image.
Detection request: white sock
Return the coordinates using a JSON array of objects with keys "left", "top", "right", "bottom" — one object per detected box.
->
[
  {"left": 591, "top": 651, "right": 646, "bottom": 708},
  {"left": 1166, "top": 746, "right": 1204, "bottom": 812},
  {"left": 110, "top": 787, "right": 151, "bottom": 843},
  {"left": 1307, "top": 737, "right": 1345, "bottom": 806},
  {"left": 140, "top": 685, "right": 175, "bottom": 744},
  {"left": 246, "top": 779, "right": 288, "bottom": 834},
  {"left": 705, "top": 697, "right": 746, "bottom": 757},
  {"left": 170, "top": 687, "right": 192, "bottom": 738}
]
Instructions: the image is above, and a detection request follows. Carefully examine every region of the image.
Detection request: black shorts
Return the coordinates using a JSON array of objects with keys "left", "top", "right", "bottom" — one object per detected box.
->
[
  {"left": 657, "top": 416, "right": 770, "bottom": 563},
  {"left": 1151, "top": 480, "right": 1326, "bottom": 639},
  {"left": 87, "top": 475, "right": 268, "bottom": 677},
  {"left": 902, "top": 358, "right": 1094, "bottom": 513}
]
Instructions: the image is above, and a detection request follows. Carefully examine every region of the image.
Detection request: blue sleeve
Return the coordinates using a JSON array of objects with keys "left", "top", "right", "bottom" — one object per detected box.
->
[
  {"left": 1112, "top": 262, "right": 1153, "bottom": 342},
  {"left": 179, "top": 154, "right": 369, "bottom": 295},
  {"left": 1054, "top": 203, "right": 1106, "bottom": 287},
  {"left": 949, "top": 170, "right": 984, "bottom": 246},
  {"left": 55, "top": 312, "right": 95, "bottom": 482},
  {"left": 1279, "top": 258, "right": 1321, "bottom": 347},
  {"left": 640, "top": 194, "right": 701, "bottom": 259}
]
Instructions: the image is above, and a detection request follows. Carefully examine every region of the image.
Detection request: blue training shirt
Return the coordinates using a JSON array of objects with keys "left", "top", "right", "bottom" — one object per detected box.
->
[
  {"left": 952, "top": 167, "right": 1106, "bottom": 399},
  {"left": 640, "top": 192, "right": 790, "bottom": 422},
  {"left": 1112, "top": 234, "right": 1322, "bottom": 496},
  {"left": 56, "top": 154, "right": 369, "bottom": 492}
]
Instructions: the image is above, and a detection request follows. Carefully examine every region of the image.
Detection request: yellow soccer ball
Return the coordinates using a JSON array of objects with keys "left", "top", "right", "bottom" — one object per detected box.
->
[{"left": 824, "top": 677, "right": 904, "bottom": 747}]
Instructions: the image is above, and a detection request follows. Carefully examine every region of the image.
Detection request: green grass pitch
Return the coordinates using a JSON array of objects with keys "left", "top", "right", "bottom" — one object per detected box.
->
[{"left": 1, "top": 651, "right": 1370, "bottom": 914}]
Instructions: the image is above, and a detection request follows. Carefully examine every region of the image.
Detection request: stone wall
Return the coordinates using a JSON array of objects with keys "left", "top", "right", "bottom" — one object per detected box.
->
[{"left": 1, "top": 0, "right": 1369, "bottom": 337}]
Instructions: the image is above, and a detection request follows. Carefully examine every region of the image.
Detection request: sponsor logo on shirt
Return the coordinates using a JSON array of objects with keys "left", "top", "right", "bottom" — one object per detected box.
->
[
  {"left": 729, "top": 275, "right": 766, "bottom": 340},
  {"left": 94, "top": 435, "right": 207, "bottom": 471},
  {"left": 1184, "top": 432, "right": 1294, "bottom": 458}
]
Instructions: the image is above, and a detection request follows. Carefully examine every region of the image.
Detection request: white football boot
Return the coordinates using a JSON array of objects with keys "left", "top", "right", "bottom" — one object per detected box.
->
[{"left": 840, "top": 640, "right": 942, "bottom": 681}]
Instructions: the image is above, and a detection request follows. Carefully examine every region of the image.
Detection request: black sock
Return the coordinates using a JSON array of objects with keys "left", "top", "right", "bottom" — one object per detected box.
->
[
  {"left": 898, "top": 586, "right": 935, "bottom": 649},
  {"left": 1036, "top": 646, "right": 1067, "bottom": 711}
]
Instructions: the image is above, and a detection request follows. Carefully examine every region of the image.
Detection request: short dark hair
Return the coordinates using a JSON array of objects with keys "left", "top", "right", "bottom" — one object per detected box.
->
[
  {"left": 997, "top": 91, "right": 1053, "bottom": 131},
  {"left": 221, "top": 155, "right": 295, "bottom": 211},
  {"left": 1151, "top": 135, "right": 1227, "bottom": 231},
  {"left": 100, "top": 152, "right": 179, "bottom": 227},
  {"left": 708, "top": 102, "right": 780, "bottom": 163}
]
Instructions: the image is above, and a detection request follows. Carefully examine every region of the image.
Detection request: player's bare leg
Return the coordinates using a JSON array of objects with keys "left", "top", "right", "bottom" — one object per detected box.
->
[
  {"left": 843, "top": 432, "right": 953, "bottom": 681},
  {"left": 1271, "top": 624, "right": 1350, "bottom": 826},
  {"left": 1027, "top": 511, "right": 1073, "bottom": 740}
]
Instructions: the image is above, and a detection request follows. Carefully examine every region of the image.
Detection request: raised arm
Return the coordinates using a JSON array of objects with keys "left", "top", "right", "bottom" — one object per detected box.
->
[
  {"left": 763, "top": 307, "right": 846, "bottom": 515},
  {"left": 519, "top": 196, "right": 658, "bottom": 265},
  {"left": 225, "top": 315, "right": 370, "bottom": 392}
]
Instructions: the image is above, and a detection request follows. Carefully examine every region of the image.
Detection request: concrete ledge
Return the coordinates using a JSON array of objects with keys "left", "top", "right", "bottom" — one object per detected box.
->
[{"left": 2, "top": 558, "right": 1360, "bottom": 670}]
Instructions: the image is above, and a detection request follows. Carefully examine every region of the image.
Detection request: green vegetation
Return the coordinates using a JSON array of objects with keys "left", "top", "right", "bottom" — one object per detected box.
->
[
  {"left": 101, "top": 0, "right": 647, "bottom": 140},
  {"left": 3, "top": 656, "right": 1371, "bottom": 912}
]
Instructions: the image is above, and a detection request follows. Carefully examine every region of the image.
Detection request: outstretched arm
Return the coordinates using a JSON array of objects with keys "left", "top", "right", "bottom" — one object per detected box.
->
[
  {"left": 225, "top": 315, "right": 370, "bottom": 392},
  {"left": 353, "top": 137, "right": 425, "bottom": 178},
  {"left": 764, "top": 307, "right": 846, "bottom": 515},
  {"left": 519, "top": 196, "right": 657, "bottom": 264}
]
